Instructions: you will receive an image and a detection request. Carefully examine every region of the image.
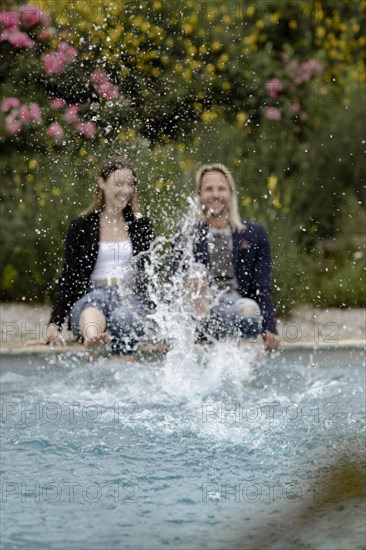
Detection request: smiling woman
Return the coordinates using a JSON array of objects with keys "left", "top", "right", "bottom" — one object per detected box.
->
[{"left": 42, "top": 157, "right": 155, "bottom": 359}]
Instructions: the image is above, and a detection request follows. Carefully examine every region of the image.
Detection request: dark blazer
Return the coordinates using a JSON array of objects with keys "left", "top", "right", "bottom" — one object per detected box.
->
[
  {"left": 172, "top": 220, "right": 277, "bottom": 334},
  {"left": 49, "top": 211, "right": 154, "bottom": 328}
]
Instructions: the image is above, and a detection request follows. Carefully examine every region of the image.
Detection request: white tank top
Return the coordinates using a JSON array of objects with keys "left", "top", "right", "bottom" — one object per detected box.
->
[{"left": 90, "top": 240, "right": 133, "bottom": 283}]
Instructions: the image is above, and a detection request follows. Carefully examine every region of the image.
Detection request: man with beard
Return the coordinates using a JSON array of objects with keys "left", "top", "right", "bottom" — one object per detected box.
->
[{"left": 172, "top": 164, "right": 279, "bottom": 351}]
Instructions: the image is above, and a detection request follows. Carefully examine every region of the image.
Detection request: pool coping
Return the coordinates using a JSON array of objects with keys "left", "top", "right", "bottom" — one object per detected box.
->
[{"left": 0, "top": 340, "right": 365, "bottom": 355}]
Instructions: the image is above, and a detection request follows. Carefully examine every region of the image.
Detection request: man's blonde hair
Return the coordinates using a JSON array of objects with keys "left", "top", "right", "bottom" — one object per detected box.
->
[{"left": 195, "top": 163, "right": 244, "bottom": 232}]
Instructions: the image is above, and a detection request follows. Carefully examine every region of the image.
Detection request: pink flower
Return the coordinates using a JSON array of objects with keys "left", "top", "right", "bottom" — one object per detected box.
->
[
  {"left": 290, "top": 101, "right": 301, "bottom": 113},
  {"left": 300, "top": 111, "right": 308, "bottom": 121},
  {"left": 0, "top": 12, "right": 19, "bottom": 28},
  {"left": 91, "top": 69, "right": 119, "bottom": 100},
  {"left": 47, "top": 122, "right": 64, "bottom": 141},
  {"left": 49, "top": 98, "right": 66, "bottom": 110},
  {"left": 265, "top": 107, "right": 281, "bottom": 120},
  {"left": 58, "top": 41, "right": 77, "bottom": 63},
  {"left": 97, "top": 83, "right": 119, "bottom": 100},
  {"left": 42, "top": 42, "right": 77, "bottom": 74},
  {"left": 1, "top": 97, "right": 21, "bottom": 112},
  {"left": 5, "top": 110, "right": 19, "bottom": 123},
  {"left": 64, "top": 104, "right": 79, "bottom": 123},
  {"left": 20, "top": 4, "right": 51, "bottom": 28},
  {"left": 38, "top": 29, "right": 53, "bottom": 41},
  {"left": 303, "top": 59, "right": 323, "bottom": 77},
  {"left": 265, "top": 78, "right": 283, "bottom": 99},
  {"left": 90, "top": 68, "right": 108, "bottom": 85},
  {"left": 15, "top": 103, "right": 41, "bottom": 124},
  {"left": 19, "top": 104, "right": 32, "bottom": 123},
  {"left": 0, "top": 28, "right": 34, "bottom": 48},
  {"left": 76, "top": 121, "right": 96, "bottom": 138},
  {"left": 43, "top": 52, "right": 64, "bottom": 74},
  {"left": 285, "top": 58, "right": 324, "bottom": 85},
  {"left": 5, "top": 120, "right": 22, "bottom": 134},
  {"left": 28, "top": 102, "right": 42, "bottom": 122}
]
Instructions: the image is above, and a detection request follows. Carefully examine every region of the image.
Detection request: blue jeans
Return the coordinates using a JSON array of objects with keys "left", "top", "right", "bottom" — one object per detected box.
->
[
  {"left": 200, "top": 291, "right": 263, "bottom": 341},
  {"left": 70, "top": 286, "right": 149, "bottom": 355}
]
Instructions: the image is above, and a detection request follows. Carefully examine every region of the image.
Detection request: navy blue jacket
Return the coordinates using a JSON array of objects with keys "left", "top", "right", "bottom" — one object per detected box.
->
[
  {"left": 49, "top": 211, "right": 154, "bottom": 328},
  {"left": 173, "top": 220, "right": 277, "bottom": 334}
]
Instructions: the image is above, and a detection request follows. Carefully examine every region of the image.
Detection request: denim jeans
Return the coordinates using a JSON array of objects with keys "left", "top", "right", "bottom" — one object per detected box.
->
[
  {"left": 200, "top": 290, "right": 263, "bottom": 341},
  {"left": 69, "top": 286, "right": 149, "bottom": 355}
]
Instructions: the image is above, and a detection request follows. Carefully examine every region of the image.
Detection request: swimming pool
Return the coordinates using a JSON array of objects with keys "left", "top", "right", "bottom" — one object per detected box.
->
[{"left": 1, "top": 346, "right": 365, "bottom": 549}]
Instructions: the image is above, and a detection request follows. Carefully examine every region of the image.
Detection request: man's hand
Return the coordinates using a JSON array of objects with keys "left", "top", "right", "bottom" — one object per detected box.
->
[{"left": 262, "top": 331, "right": 280, "bottom": 351}]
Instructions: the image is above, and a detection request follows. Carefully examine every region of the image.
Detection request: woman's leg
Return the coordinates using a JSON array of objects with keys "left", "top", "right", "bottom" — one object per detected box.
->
[
  {"left": 107, "top": 297, "right": 147, "bottom": 356},
  {"left": 70, "top": 288, "right": 114, "bottom": 354},
  {"left": 79, "top": 307, "right": 111, "bottom": 348}
]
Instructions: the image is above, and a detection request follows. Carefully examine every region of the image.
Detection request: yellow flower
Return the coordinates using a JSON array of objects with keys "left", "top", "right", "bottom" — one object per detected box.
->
[
  {"left": 183, "top": 68, "right": 192, "bottom": 81},
  {"left": 155, "top": 181, "right": 163, "bottom": 190},
  {"left": 28, "top": 159, "right": 37, "bottom": 170},
  {"left": 242, "top": 197, "right": 252, "bottom": 206},
  {"left": 289, "top": 20, "right": 298, "bottom": 30},
  {"left": 186, "top": 45, "right": 196, "bottom": 56},
  {"left": 26, "top": 174, "right": 33, "bottom": 183},
  {"left": 270, "top": 12, "right": 280, "bottom": 25},
  {"left": 79, "top": 148, "right": 87, "bottom": 157},
  {"left": 273, "top": 197, "right": 282, "bottom": 209},
  {"left": 153, "top": 1, "right": 162, "bottom": 10},
  {"left": 267, "top": 175, "right": 278, "bottom": 192},
  {"left": 246, "top": 6, "right": 255, "bottom": 17},
  {"left": 211, "top": 40, "right": 222, "bottom": 52},
  {"left": 222, "top": 81, "right": 231, "bottom": 90},
  {"left": 182, "top": 23, "right": 193, "bottom": 34},
  {"left": 52, "top": 187, "right": 61, "bottom": 196},
  {"left": 201, "top": 110, "right": 217, "bottom": 123},
  {"left": 236, "top": 111, "right": 247, "bottom": 125}
]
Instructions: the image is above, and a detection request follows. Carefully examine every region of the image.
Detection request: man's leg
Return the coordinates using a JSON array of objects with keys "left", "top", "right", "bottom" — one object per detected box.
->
[
  {"left": 230, "top": 298, "right": 263, "bottom": 340},
  {"left": 199, "top": 296, "right": 262, "bottom": 341}
]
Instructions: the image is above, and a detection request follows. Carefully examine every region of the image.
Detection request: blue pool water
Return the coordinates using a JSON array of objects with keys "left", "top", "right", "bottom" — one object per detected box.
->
[{"left": 0, "top": 346, "right": 365, "bottom": 549}]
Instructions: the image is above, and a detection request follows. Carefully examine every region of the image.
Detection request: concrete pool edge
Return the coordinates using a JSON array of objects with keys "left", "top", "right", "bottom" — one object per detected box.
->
[{"left": 0, "top": 340, "right": 365, "bottom": 356}]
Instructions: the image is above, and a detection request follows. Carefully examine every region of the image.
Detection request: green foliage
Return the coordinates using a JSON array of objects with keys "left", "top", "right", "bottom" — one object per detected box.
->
[{"left": 0, "top": 1, "right": 365, "bottom": 311}]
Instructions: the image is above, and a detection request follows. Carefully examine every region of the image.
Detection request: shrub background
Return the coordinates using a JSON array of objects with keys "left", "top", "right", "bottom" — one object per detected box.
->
[{"left": 1, "top": 0, "right": 365, "bottom": 313}]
